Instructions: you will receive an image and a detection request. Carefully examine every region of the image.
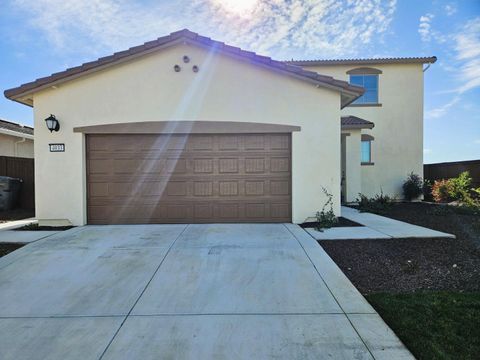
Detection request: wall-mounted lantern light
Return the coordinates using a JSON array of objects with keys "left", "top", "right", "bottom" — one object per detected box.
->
[
  {"left": 192, "top": 65, "right": 199, "bottom": 73},
  {"left": 174, "top": 64, "right": 181, "bottom": 72},
  {"left": 183, "top": 55, "right": 190, "bottom": 63},
  {"left": 45, "top": 114, "right": 60, "bottom": 133}
]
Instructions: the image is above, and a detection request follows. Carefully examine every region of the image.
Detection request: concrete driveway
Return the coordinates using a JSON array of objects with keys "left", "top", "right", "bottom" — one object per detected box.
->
[{"left": 0, "top": 224, "right": 412, "bottom": 359}]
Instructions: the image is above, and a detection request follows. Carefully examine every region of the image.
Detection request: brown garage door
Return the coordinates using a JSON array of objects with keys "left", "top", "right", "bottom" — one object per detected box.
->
[{"left": 86, "top": 133, "right": 291, "bottom": 224}]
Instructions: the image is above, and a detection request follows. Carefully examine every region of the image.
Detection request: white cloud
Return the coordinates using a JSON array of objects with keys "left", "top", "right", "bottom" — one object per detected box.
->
[
  {"left": 424, "top": 18, "right": 480, "bottom": 122},
  {"left": 11, "top": 0, "right": 397, "bottom": 59},
  {"left": 425, "top": 96, "right": 460, "bottom": 119},
  {"left": 453, "top": 18, "right": 480, "bottom": 94},
  {"left": 419, "top": 13, "right": 434, "bottom": 42},
  {"left": 444, "top": 4, "right": 457, "bottom": 16},
  {"left": 474, "top": 139, "right": 480, "bottom": 145}
]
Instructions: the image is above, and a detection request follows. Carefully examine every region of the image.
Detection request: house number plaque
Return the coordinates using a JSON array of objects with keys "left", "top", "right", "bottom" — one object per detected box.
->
[{"left": 49, "top": 143, "right": 65, "bottom": 152}]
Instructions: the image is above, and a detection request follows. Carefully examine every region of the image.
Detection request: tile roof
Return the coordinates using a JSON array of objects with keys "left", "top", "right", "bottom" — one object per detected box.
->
[
  {"left": 4, "top": 29, "right": 364, "bottom": 107},
  {"left": 0, "top": 119, "right": 34, "bottom": 136},
  {"left": 341, "top": 115, "right": 374, "bottom": 129},
  {"left": 287, "top": 57, "right": 437, "bottom": 66}
]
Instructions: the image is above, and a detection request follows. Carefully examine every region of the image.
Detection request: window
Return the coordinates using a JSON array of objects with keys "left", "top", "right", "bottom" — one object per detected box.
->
[
  {"left": 361, "top": 134, "right": 374, "bottom": 165},
  {"left": 350, "top": 74, "right": 379, "bottom": 104},
  {"left": 361, "top": 140, "right": 371, "bottom": 163}
]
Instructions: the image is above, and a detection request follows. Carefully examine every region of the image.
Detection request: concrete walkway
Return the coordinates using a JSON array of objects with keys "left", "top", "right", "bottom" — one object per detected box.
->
[
  {"left": 0, "top": 218, "right": 37, "bottom": 231},
  {"left": 307, "top": 206, "right": 455, "bottom": 240},
  {"left": 0, "top": 218, "right": 59, "bottom": 244},
  {"left": 0, "top": 229, "right": 60, "bottom": 244},
  {"left": 0, "top": 224, "right": 413, "bottom": 359}
]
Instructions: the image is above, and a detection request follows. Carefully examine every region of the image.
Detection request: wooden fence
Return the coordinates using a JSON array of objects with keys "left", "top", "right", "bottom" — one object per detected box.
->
[
  {"left": 0, "top": 156, "right": 35, "bottom": 209},
  {"left": 424, "top": 160, "right": 480, "bottom": 188}
]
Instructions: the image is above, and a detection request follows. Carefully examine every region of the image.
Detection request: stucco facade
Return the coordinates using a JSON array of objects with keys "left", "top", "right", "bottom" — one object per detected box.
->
[
  {"left": 4, "top": 29, "right": 433, "bottom": 226},
  {"left": 31, "top": 43, "right": 342, "bottom": 225},
  {"left": 302, "top": 63, "right": 425, "bottom": 200}
]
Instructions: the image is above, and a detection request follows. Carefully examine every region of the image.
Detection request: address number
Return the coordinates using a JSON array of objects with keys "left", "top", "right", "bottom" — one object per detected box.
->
[{"left": 49, "top": 143, "right": 65, "bottom": 152}]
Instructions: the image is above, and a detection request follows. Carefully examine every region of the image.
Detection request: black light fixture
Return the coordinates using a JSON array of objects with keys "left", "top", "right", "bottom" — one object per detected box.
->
[
  {"left": 45, "top": 114, "right": 60, "bottom": 132},
  {"left": 174, "top": 64, "right": 181, "bottom": 72},
  {"left": 192, "top": 65, "right": 199, "bottom": 73}
]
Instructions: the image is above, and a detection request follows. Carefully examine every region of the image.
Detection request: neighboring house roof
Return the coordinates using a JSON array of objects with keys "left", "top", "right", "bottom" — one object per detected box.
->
[
  {"left": 4, "top": 29, "right": 364, "bottom": 108},
  {"left": 0, "top": 119, "right": 34, "bottom": 139},
  {"left": 287, "top": 56, "right": 437, "bottom": 66},
  {"left": 341, "top": 116, "right": 374, "bottom": 130}
]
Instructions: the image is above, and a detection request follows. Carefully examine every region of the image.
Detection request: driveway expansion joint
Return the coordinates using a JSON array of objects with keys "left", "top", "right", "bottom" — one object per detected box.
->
[{"left": 97, "top": 224, "right": 190, "bottom": 360}]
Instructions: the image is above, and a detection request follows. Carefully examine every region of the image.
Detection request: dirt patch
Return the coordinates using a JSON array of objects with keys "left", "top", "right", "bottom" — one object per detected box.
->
[
  {"left": 0, "top": 243, "right": 24, "bottom": 258},
  {"left": 14, "top": 223, "right": 75, "bottom": 231},
  {"left": 300, "top": 216, "right": 363, "bottom": 229},
  {"left": 320, "top": 202, "right": 480, "bottom": 294},
  {"left": 350, "top": 202, "right": 480, "bottom": 248},
  {"left": 321, "top": 238, "right": 480, "bottom": 294},
  {"left": 0, "top": 209, "right": 34, "bottom": 223}
]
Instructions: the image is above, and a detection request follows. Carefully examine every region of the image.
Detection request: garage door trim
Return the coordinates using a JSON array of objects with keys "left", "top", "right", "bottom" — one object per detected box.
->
[
  {"left": 75, "top": 121, "right": 301, "bottom": 134},
  {"left": 86, "top": 131, "right": 294, "bottom": 224}
]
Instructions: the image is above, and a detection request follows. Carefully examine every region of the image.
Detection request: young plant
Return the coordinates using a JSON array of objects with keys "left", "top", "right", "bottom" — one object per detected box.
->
[
  {"left": 315, "top": 187, "right": 338, "bottom": 231},
  {"left": 402, "top": 172, "right": 423, "bottom": 201},
  {"left": 356, "top": 190, "right": 394, "bottom": 213}
]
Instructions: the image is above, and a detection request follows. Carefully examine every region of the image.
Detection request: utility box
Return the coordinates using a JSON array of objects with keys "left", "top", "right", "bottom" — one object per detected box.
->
[{"left": 0, "top": 176, "right": 22, "bottom": 211}]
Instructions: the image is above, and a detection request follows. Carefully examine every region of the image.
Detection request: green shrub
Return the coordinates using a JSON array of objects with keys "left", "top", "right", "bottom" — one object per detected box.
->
[
  {"left": 423, "top": 179, "right": 433, "bottom": 202},
  {"left": 315, "top": 187, "right": 338, "bottom": 231},
  {"left": 432, "top": 179, "right": 453, "bottom": 202},
  {"left": 431, "top": 172, "right": 480, "bottom": 214},
  {"left": 357, "top": 190, "right": 394, "bottom": 213},
  {"left": 449, "top": 171, "right": 473, "bottom": 202},
  {"left": 402, "top": 172, "right": 423, "bottom": 201}
]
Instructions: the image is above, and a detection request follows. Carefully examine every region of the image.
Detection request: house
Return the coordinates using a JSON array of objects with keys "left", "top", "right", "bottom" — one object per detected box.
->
[
  {"left": 0, "top": 119, "right": 34, "bottom": 158},
  {"left": 289, "top": 58, "right": 436, "bottom": 202},
  {"left": 3, "top": 29, "right": 435, "bottom": 226}
]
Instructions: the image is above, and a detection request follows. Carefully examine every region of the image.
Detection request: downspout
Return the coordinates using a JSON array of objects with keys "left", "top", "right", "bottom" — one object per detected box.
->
[{"left": 14, "top": 137, "right": 26, "bottom": 157}]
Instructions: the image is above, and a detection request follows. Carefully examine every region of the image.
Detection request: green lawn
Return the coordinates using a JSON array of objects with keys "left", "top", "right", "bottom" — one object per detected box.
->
[{"left": 365, "top": 292, "right": 480, "bottom": 360}]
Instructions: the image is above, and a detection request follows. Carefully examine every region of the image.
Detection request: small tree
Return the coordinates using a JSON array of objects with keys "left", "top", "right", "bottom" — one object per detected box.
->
[
  {"left": 315, "top": 187, "right": 338, "bottom": 231},
  {"left": 402, "top": 172, "right": 423, "bottom": 201}
]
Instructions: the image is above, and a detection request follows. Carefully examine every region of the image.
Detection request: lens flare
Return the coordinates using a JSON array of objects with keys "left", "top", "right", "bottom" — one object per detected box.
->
[{"left": 212, "top": 0, "right": 259, "bottom": 15}]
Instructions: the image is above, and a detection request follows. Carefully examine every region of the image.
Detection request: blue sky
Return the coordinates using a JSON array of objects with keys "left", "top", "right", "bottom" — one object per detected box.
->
[{"left": 0, "top": 0, "right": 479, "bottom": 163}]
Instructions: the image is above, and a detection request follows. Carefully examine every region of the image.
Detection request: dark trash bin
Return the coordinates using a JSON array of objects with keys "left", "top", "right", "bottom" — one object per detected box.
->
[{"left": 0, "top": 176, "right": 22, "bottom": 211}]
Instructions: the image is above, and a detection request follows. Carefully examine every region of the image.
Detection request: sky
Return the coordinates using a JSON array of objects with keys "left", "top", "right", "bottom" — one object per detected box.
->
[{"left": 0, "top": 0, "right": 479, "bottom": 164}]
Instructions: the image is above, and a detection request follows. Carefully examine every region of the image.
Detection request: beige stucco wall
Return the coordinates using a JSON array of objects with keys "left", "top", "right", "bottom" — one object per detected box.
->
[
  {"left": 342, "top": 130, "right": 362, "bottom": 202},
  {"left": 0, "top": 133, "right": 34, "bottom": 158},
  {"left": 304, "top": 63, "right": 424, "bottom": 199},
  {"left": 33, "top": 43, "right": 342, "bottom": 225}
]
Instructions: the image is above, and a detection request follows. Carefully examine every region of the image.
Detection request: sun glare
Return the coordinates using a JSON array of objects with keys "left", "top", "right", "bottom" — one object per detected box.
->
[{"left": 212, "top": 0, "right": 259, "bottom": 15}]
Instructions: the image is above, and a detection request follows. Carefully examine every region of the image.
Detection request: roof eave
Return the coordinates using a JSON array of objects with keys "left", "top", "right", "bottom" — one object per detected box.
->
[
  {"left": 4, "top": 30, "right": 363, "bottom": 105},
  {"left": 4, "top": 37, "right": 188, "bottom": 102},
  {"left": 288, "top": 56, "right": 437, "bottom": 66},
  {"left": 0, "top": 128, "right": 34, "bottom": 139},
  {"left": 341, "top": 91, "right": 364, "bottom": 109},
  {"left": 341, "top": 123, "right": 375, "bottom": 130}
]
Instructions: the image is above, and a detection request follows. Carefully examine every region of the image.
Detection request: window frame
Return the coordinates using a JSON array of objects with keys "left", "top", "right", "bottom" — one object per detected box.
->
[
  {"left": 347, "top": 67, "right": 382, "bottom": 107},
  {"left": 361, "top": 134, "right": 374, "bottom": 165}
]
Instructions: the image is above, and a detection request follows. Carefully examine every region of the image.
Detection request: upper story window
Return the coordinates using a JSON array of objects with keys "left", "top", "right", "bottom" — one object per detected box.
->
[{"left": 347, "top": 67, "right": 382, "bottom": 106}]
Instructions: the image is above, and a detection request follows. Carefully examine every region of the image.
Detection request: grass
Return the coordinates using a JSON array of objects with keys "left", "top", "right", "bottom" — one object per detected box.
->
[
  {"left": 323, "top": 202, "right": 480, "bottom": 359},
  {"left": 366, "top": 292, "right": 480, "bottom": 360}
]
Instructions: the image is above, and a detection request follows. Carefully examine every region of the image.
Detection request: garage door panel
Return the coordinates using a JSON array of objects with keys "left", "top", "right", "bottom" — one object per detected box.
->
[{"left": 87, "top": 133, "right": 291, "bottom": 224}]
